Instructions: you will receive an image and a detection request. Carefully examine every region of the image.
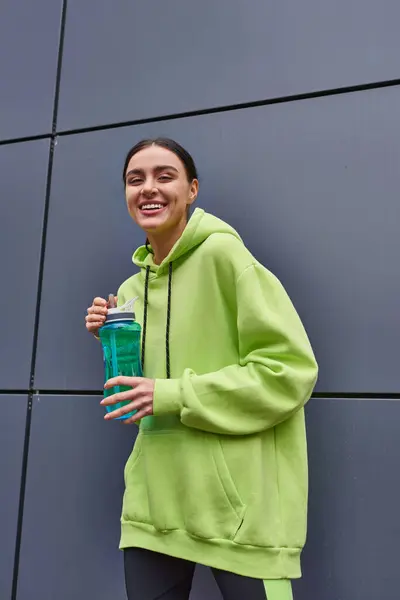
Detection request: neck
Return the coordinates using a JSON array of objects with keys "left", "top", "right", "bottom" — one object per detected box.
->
[{"left": 147, "top": 217, "right": 187, "bottom": 265}]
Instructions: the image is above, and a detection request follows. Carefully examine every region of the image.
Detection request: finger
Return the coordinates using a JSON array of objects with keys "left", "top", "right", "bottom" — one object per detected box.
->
[
  {"left": 93, "top": 297, "right": 107, "bottom": 306},
  {"left": 87, "top": 306, "right": 107, "bottom": 315},
  {"left": 101, "top": 388, "right": 140, "bottom": 406},
  {"left": 85, "top": 320, "right": 104, "bottom": 329},
  {"left": 86, "top": 324, "right": 102, "bottom": 331},
  {"left": 104, "top": 399, "right": 143, "bottom": 420},
  {"left": 86, "top": 313, "right": 106, "bottom": 322},
  {"left": 106, "top": 295, "right": 118, "bottom": 308},
  {"left": 123, "top": 408, "right": 148, "bottom": 425},
  {"left": 104, "top": 376, "right": 143, "bottom": 389},
  {"left": 86, "top": 318, "right": 105, "bottom": 328},
  {"left": 86, "top": 323, "right": 102, "bottom": 334}
]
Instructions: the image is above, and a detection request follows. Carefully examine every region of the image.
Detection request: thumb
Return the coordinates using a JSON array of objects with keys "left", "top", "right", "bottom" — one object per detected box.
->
[{"left": 106, "top": 295, "right": 118, "bottom": 308}]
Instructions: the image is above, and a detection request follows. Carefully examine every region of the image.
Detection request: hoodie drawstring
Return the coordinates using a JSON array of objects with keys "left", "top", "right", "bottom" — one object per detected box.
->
[
  {"left": 140, "top": 266, "right": 151, "bottom": 372},
  {"left": 165, "top": 262, "right": 173, "bottom": 379},
  {"left": 141, "top": 263, "right": 173, "bottom": 379}
]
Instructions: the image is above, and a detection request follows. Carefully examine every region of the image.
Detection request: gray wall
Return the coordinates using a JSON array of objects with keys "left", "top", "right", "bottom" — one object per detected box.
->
[{"left": 1, "top": 1, "right": 399, "bottom": 599}]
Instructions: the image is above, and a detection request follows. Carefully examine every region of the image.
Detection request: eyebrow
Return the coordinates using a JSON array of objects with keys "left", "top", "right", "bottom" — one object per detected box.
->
[{"left": 125, "top": 165, "right": 179, "bottom": 178}]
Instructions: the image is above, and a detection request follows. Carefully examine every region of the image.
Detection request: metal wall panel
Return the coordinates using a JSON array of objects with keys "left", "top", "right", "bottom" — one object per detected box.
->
[
  {"left": 0, "top": 395, "right": 27, "bottom": 600},
  {"left": 58, "top": 0, "right": 400, "bottom": 131},
  {"left": 295, "top": 398, "right": 400, "bottom": 599},
  {"left": 17, "top": 395, "right": 136, "bottom": 600},
  {"left": 0, "top": 140, "right": 49, "bottom": 389},
  {"left": 16, "top": 396, "right": 400, "bottom": 599},
  {"left": 36, "top": 86, "right": 400, "bottom": 392},
  {"left": 0, "top": 0, "right": 62, "bottom": 139}
]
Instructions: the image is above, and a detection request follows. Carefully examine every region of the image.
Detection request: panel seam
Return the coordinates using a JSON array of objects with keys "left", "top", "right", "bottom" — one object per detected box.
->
[
  {"left": 1, "top": 78, "right": 399, "bottom": 145},
  {"left": 55, "top": 77, "right": 400, "bottom": 136},
  {"left": 10, "top": 1, "right": 68, "bottom": 598},
  {"left": 2, "top": 390, "right": 400, "bottom": 399}
]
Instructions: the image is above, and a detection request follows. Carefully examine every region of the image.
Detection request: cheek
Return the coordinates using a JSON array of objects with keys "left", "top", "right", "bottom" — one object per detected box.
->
[
  {"left": 172, "top": 183, "right": 190, "bottom": 205},
  {"left": 125, "top": 196, "right": 140, "bottom": 222},
  {"left": 125, "top": 190, "right": 137, "bottom": 210}
]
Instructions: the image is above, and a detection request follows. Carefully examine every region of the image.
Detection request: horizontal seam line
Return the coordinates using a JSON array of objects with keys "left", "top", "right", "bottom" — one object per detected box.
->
[
  {"left": 0, "top": 133, "right": 52, "bottom": 146},
  {"left": 0, "top": 390, "right": 399, "bottom": 399},
  {"left": 2, "top": 77, "right": 400, "bottom": 143},
  {"left": 41, "top": 77, "right": 400, "bottom": 138}
]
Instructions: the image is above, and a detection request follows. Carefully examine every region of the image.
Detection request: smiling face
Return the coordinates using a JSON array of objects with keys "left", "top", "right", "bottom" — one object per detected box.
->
[{"left": 124, "top": 145, "right": 198, "bottom": 236}]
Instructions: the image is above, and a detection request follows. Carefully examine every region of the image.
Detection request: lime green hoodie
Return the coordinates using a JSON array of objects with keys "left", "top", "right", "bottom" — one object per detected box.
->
[{"left": 117, "top": 208, "right": 318, "bottom": 580}]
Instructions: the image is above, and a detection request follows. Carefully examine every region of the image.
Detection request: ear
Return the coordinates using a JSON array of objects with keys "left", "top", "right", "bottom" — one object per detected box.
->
[{"left": 188, "top": 178, "right": 199, "bottom": 205}]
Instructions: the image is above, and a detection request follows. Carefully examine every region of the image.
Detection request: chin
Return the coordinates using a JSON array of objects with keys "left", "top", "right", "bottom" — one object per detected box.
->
[{"left": 138, "top": 215, "right": 169, "bottom": 233}]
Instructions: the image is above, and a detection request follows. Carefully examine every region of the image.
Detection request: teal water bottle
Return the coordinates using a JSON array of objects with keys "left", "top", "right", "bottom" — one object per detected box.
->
[{"left": 99, "top": 295, "right": 142, "bottom": 420}]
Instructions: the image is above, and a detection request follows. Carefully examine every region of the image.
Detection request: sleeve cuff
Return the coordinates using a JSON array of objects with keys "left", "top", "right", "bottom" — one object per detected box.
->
[{"left": 153, "top": 378, "right": 182, "bottom": 416}]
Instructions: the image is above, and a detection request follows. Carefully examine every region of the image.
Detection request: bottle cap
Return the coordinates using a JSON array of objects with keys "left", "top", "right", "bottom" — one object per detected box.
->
[{"left": 104, "top": 295, "right": 138, "bottom": 323}]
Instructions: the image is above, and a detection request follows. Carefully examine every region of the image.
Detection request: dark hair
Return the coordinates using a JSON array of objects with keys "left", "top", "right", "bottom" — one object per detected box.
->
[{"left": 122, "top": 138, "right": 198, "bottom": 183}]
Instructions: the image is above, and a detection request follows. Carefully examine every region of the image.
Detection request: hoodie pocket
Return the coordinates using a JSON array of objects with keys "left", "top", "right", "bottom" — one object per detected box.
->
[
  {"left": 122, "top": 436, "right": 152, "bottom": 525},
  {"left": 122, "top": 431, "right": 245, "bottom": 540},
  {"left": 123, "top": 440, "right": 141, "bottom": 486}
]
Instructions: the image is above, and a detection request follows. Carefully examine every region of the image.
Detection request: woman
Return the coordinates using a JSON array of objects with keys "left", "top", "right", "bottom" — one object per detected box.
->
[{"left": 85, "top": 138, "right": 318, "bottom": 600}]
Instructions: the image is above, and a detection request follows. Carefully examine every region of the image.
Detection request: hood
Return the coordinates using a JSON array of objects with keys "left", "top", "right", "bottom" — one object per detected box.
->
[{"left": 132, "top": 208, "right": 243, "bottom": 275}]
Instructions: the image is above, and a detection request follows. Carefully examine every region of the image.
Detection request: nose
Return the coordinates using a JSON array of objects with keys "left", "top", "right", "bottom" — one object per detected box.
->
[{"left": 141, "top": 177, "right": 157, "bottom": 198}]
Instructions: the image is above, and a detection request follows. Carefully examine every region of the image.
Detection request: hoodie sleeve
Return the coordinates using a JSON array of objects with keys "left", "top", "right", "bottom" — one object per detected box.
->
[{"left": 153, "top": 263, "right": 318, "bottom": 435}]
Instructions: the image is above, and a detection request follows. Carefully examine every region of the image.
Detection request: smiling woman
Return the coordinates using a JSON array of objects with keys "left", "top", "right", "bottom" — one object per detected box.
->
[{"left": 84, "top": 138, "right": 318, "bottom": 600}]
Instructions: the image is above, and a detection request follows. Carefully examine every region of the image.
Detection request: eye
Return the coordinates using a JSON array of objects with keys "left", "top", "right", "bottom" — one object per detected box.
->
[
  {"left": 127, "top": 177, "right": 143, "bottom": 186},
  {"left": 158, "top": 174, "right": 172, "bottom": 182}
]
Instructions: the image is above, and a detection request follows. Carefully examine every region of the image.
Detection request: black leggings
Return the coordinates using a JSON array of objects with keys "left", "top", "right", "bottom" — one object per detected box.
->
[{"left": 124, "top": 547, "right": 292, "bottom": 600}]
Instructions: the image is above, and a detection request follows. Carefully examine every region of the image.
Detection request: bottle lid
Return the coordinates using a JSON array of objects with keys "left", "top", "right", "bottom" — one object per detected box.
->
[{"left": 104, "top": 295, "right": 138, "bottom": 324}]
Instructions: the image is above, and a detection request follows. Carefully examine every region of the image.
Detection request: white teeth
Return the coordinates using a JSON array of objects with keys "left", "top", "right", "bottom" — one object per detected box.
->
[{"left": 141, "top": 204, "right": 164, "bottom": 210}]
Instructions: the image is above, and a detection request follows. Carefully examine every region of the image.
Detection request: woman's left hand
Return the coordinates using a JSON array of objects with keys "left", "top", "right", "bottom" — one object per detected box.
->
[{"left": 101, "top": 376, "right": 155, "bottom": 423}]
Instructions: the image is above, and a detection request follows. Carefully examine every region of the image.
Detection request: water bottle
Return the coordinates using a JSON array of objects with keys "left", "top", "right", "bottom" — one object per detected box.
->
[{"left": 99, "top": 294, "right": 142, "bottom": 420}]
